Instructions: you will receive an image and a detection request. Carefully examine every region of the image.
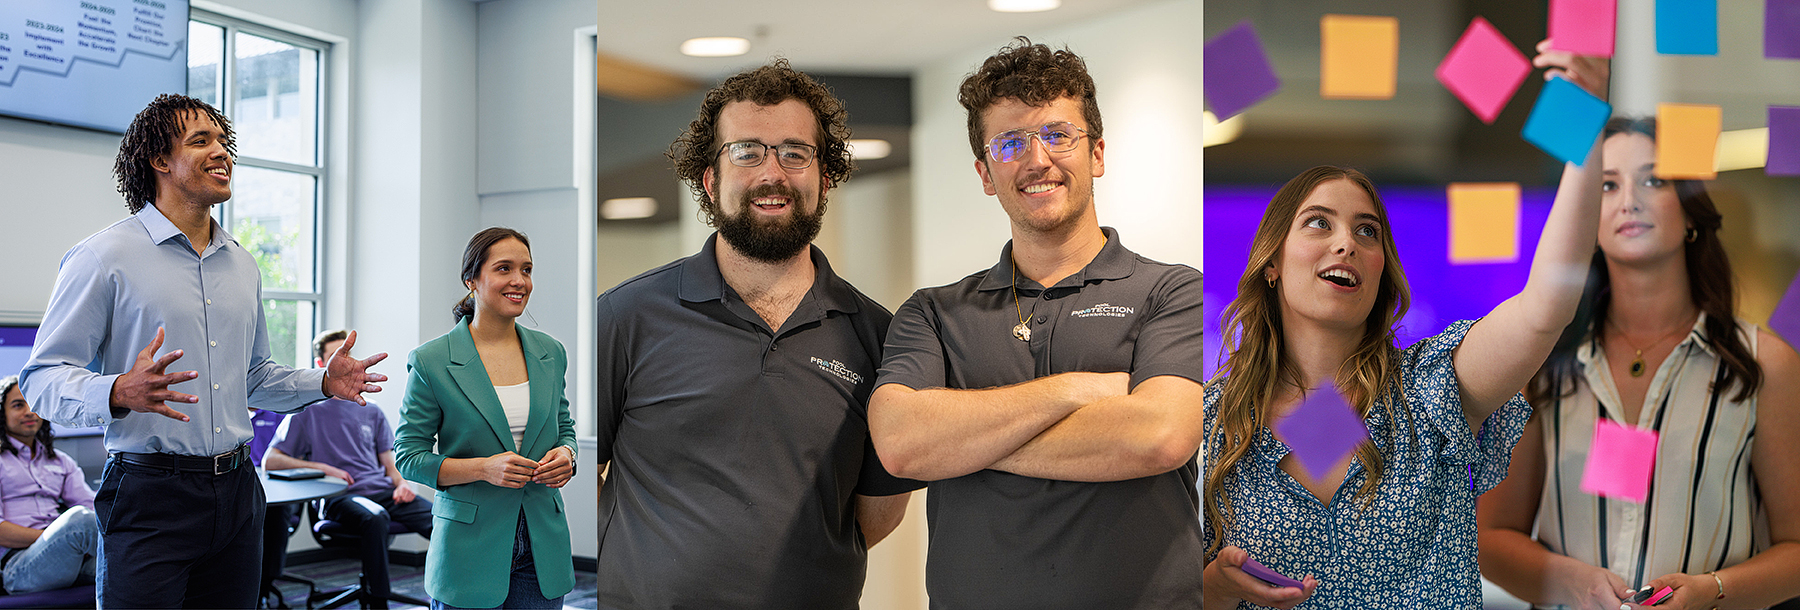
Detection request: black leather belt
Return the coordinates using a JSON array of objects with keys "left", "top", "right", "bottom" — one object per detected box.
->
[{"left": 114, "top": 444, "right": 252, "bottom": 475}]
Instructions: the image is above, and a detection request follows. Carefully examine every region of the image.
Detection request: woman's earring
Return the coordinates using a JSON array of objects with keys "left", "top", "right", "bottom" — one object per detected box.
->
[
  {"left": 1685, "top": 227, "right": 1698, "bottom": 243},
  {"left": 1267, "top": 276, "right": 1277, "bottom": 288}
]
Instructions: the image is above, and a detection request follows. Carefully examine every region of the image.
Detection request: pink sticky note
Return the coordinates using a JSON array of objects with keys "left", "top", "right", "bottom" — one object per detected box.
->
[
  {"left": 1579, "top": 419, "right": 1658, "bottom": 503},
  {"left": 1550, "top": 0, "right": 1618, "bottom": 57},
  {"left": 1437, "top": 17, "right": 1532, "bottom": 124}
]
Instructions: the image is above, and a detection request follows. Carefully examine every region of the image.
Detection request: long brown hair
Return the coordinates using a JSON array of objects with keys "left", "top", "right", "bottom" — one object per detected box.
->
[
  {"left": 1529, "top": 117, "right": 1761, "bottom": 405},
  {"left": 0, "top": 376, "right": 56, "bottom": 458},
  {"left": 1205, "top": 166, "right": 1413, "bottom": 558}
]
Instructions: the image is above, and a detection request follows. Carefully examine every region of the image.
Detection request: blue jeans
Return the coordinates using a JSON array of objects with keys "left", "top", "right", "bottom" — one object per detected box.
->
[
  {"left": 2, "top": 505, "right": 99, "bottom": 594},
  {"left": 429, "top": 513, "right": 561, "bottom": 610}
]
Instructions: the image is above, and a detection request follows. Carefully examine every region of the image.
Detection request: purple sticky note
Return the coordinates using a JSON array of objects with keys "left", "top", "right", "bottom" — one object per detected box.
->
[
  {"left": 1770, "top": 106, "right": 1800, "bottom": 177},
  {"left": 1437, "top": 17, "right": 1532, "bottom": 124},
  {"left": 1274, "top": 384, "right": 1368, "bottom": 482},
  {"left": 1579, "top": 419, "right": 1658, "bottom": 503},
  {"left": 1550, "top": 0, "right": 1617, "bottom": 57},
  {"left": 1767, "top": 0, "right": 1800, "bottom": 60},
  {"left": 1769, "top": 270, "right": 1800, "bottom": 345},
  {"left": 1205, "top": 21, "right": 1282, "bottom": 121},
  {"left": 1242, "top": 555, "right": 1304, "bottom": 589}
]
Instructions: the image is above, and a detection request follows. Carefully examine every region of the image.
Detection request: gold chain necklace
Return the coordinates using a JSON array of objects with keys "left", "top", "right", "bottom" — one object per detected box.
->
[
  {"left": 1011, "top": 257, "right": 1031, "bottom": 342},
  {"left": 1609, "top": 318, "right": 1691, "bottom": 377}
]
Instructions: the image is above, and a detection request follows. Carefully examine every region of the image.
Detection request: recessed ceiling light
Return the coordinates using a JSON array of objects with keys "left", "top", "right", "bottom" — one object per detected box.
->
[
  {"left": 988, "top": 0, "right": 1061, "bottom": 13},
  {"left": 680, "top": 37, "right": 750, "bottom": 57},
  {"left": 601, "top": 197, "right": 658, "bottom": 220},
  {"left": 847, "top": 139, "right": 892, "bottom": 160}
]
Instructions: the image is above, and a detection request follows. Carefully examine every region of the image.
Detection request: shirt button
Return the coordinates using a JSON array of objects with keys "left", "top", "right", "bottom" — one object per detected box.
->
[
  {"left": 1035, "top": 315, "right": 1046, "bottom": 324},
  {"left": 214, "top": 427, "right": 221, "bottom": 434},
  {"left": 770, "top": 343, "right": 779, "bottom": 351},
  {"left": 206, "top": 299, "right": 212, "bottom": 305},
  {"left": 210, "top": 341, "right": 217, "bottom": 347},
  {"left": 213, "top": 384, "right": 220, "bottom": 390}
]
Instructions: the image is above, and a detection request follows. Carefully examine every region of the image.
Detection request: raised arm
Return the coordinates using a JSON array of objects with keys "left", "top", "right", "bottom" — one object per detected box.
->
[
  {"left": 1455, "top": 51, "right": 1609, "bottom": 427},
  {"left": 868, "top": 373, "right": 1128, "bottom": 481},
  {"left": 988, "top": 375, "right": 1203, "bottom": 481}
]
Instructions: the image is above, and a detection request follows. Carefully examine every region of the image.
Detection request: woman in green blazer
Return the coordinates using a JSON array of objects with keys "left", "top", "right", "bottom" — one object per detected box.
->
[{"left": 395, "top": 227, "right": 577, "bottom": 609}]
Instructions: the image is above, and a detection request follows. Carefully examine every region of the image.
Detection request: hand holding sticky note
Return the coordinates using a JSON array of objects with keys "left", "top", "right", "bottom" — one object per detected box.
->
[
  {"left": 1522, "top": 76, "right": 1612, "bottom": 164},
  {"left": 1579, "top": 419, "right": 1658, "bottom": 503},
  {"left": 1549, "top": 0, "right": 1617, "bottom": 57},
  {"left": 1274, "top": 384, "right": 1369, "bottom": 483},
  {"left": 1321, "top": 15, "right": 1399, "bottom": 100}
]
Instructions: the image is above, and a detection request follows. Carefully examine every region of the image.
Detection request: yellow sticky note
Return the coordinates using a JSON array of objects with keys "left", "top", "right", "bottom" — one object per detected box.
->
[
  {"left": 1656, "top": 103, "right": 1722, "bottom": 179},
  {"left": 1448, "top": 183, "right": 1520, "bottom": 264},
  {"left": 1321, "top": 15, "right": 1399, "bottom": 100}
]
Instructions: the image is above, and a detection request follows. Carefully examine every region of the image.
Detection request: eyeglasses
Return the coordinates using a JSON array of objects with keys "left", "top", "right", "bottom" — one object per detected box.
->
[
  {"left": 717, "top": 141, "right": 818, "bottom": 170},
  {"left": 983, "top": 121, "right": 1090, "bottom": 163}
]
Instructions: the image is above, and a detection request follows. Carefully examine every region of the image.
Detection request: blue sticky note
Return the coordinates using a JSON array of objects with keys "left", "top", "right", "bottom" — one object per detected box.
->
[
  {"left": 1205, "top": 21, "right": 1283, "bottom": 120},
  {"left": 1656, "top": 0, "right": 1718, "bottom": 55},
  {"left": 1522, "top": 76, "right": 1612, "bottom": 165},
  {"left": 1274, "top": 384, "right": 1369, "bottom": 482}
]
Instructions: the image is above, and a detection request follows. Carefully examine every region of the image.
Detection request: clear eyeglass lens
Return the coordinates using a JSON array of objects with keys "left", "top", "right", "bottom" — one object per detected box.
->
[
  {"left": 987, "top": 122, "right": 1083, "bottom": 162},
  {"left": 724, "top": 142, "right": 815, "bottom": 169}
]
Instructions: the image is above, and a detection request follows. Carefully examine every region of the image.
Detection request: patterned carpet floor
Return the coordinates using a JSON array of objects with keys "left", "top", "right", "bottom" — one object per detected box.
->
[{"left": 266, "top": 558, "right": 597, "bottom": 610}]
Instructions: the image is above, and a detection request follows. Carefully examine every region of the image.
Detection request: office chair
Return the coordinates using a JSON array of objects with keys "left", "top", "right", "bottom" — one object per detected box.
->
[{"left": 306, "top": 497, "right": 430, "bottom": 609}]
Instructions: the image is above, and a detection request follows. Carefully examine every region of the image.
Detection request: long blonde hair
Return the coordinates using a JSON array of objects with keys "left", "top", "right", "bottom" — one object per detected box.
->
[{"left": 1204, "top": 166, "right": 1413, "bottom": 559}]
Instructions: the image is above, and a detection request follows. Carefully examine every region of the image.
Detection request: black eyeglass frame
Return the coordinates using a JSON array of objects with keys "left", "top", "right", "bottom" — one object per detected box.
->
[{"left": 716, "top": 140, "right": 819, "bottom": 170}]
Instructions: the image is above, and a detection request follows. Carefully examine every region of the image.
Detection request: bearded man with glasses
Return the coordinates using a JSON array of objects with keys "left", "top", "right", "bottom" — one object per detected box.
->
[
  {"left": 590, "top": 60, "right": 921, "bottom": 609},
  {"left": 868, "top": 38, "right": 1205, "bottom": 608}
]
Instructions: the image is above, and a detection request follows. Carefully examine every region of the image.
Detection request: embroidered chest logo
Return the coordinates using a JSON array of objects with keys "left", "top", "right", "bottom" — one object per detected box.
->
[
  {"left": 809, "top": 357, "right": 864, "bottom": 385},
  {"left": 1070, "top": 303, "right": 1136, "bottom": 319}
]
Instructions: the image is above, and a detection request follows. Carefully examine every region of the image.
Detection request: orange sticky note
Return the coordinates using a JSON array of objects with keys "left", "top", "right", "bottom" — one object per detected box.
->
[
  {"left": 1448, "top": 183, "right": 1520, "bottom": 264},
  {"left": 1321, "top": 15, "right": 1399, "bottom": 100},
  {"left": 1655, "top": 103, "right": 1721, "bottom": 179}
]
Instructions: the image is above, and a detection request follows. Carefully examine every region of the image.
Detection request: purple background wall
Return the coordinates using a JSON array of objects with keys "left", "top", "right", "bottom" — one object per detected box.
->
[{"left": 1202, "top": 184, "right": 1560, "bottom": 378}]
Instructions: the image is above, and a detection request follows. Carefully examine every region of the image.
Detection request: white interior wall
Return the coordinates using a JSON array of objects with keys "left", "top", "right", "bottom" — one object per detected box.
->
[{"left": 912, "top": 0, "right": 1203, "bottom": 288}]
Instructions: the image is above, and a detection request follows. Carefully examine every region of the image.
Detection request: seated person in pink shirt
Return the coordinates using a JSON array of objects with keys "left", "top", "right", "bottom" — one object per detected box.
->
[
  {"left": 0, "top": 375, "right": 97, "bottom": 594},
  {"left": 264, "top": 331, "right": 432, "bottom": 606}
]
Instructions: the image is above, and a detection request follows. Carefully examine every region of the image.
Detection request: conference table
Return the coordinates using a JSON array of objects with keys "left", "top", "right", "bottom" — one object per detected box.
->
[{"left": 260, "top": 469, "right": 348, "bottom": 505}]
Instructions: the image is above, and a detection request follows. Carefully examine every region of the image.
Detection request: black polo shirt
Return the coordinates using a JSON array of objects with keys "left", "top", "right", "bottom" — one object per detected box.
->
[
  {"left": 876, "top": 227, "right": 1204, "bottom": 610},
  {"left": 593, "top": 234, "right": 923, "bottom": 610}
]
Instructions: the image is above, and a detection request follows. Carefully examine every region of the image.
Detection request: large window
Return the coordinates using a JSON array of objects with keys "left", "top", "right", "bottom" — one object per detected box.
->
[{"left": 187, "top": 14, "right": 326, "bottom": 368}]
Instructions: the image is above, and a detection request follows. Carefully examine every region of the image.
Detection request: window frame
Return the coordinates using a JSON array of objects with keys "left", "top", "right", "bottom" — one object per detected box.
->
[{"left": 190, "top": 9, "right": 330, "bottom": 365}]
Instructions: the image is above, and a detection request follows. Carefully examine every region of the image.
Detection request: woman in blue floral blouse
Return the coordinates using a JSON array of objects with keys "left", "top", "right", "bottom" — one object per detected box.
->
[{"left": 1201, "top": 48, "right": 1609, "bottom": 609}]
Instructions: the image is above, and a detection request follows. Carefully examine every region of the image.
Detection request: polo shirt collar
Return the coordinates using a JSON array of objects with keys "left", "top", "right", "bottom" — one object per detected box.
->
[
  {"left": 677, "top": 233, "right": 861, "bottom": 316},
  {"left": 135, "top": 203, "right": 231, "bottom": 254},
  {"left": 975, "top": 226, "right": 1134, "bottom": 292}
]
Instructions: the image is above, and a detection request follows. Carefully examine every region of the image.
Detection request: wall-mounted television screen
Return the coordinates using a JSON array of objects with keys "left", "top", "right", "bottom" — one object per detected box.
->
[{"left": 0, "top": 0, "right": 189, "bottom": 133}]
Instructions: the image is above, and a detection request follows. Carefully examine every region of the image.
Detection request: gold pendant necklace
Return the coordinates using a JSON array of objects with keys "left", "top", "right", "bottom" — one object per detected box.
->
[
  {"left": 1011, "top": 257, "right": 1031, "bottom": 342},
  {"left": 1609, "top": 319, "right": 1691, "bottom": 378}
]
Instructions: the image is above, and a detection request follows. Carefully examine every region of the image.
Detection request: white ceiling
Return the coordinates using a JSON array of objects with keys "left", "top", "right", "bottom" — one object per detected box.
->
[{"left": 594, "top": 0, "right": 1163, "bottom": 78}]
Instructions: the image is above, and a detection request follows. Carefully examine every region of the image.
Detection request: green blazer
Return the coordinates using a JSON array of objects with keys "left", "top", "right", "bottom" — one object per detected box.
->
[{"left": 394, "top": 319, "right": 577, "bottom": 608}]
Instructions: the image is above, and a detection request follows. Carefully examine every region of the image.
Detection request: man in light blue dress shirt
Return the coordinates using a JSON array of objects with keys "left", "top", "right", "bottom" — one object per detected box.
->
[{"left": 19, "top": 94, "right": 387, "bottom": 609}]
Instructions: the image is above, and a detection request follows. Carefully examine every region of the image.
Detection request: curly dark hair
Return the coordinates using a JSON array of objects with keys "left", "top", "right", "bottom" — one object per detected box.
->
[
  {"left": 667, "top": 59, "right": 854, "bottom": 227},
  {"left": 958, "top": 37, "right": 1103, "bottom": 162},
  {"left": 114, "top": 94, "right": 236, "bottom": 213}
]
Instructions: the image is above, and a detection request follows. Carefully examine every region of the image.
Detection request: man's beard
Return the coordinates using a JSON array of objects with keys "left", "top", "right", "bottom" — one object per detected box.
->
[{"left": 717, "top": 183, "right": 826, "bottom": 263}]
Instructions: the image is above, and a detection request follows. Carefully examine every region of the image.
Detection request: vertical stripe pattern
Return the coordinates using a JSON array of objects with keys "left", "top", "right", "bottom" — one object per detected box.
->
[{"left": 1532, "top": 315, "right": 1765, "bottom": 604}]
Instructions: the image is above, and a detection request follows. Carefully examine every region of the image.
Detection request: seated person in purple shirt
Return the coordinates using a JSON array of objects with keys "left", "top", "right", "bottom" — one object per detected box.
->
[
  {"left": 0, "top": 376, "right": 97, "bottom": 594},
  {"left": 264, "top": 331, "right": 432, "bottom": 607}
]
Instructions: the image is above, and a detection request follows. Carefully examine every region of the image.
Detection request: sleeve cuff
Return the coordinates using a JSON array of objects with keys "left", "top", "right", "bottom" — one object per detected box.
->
[{"left": 79, "top": 374, "right": 124, "bottom": 427}]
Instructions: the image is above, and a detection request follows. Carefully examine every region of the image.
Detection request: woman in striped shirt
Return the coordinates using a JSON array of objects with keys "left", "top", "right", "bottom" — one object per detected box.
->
[{"left": 1476, "top": 115, "right": 1800, "bottom": 610}]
